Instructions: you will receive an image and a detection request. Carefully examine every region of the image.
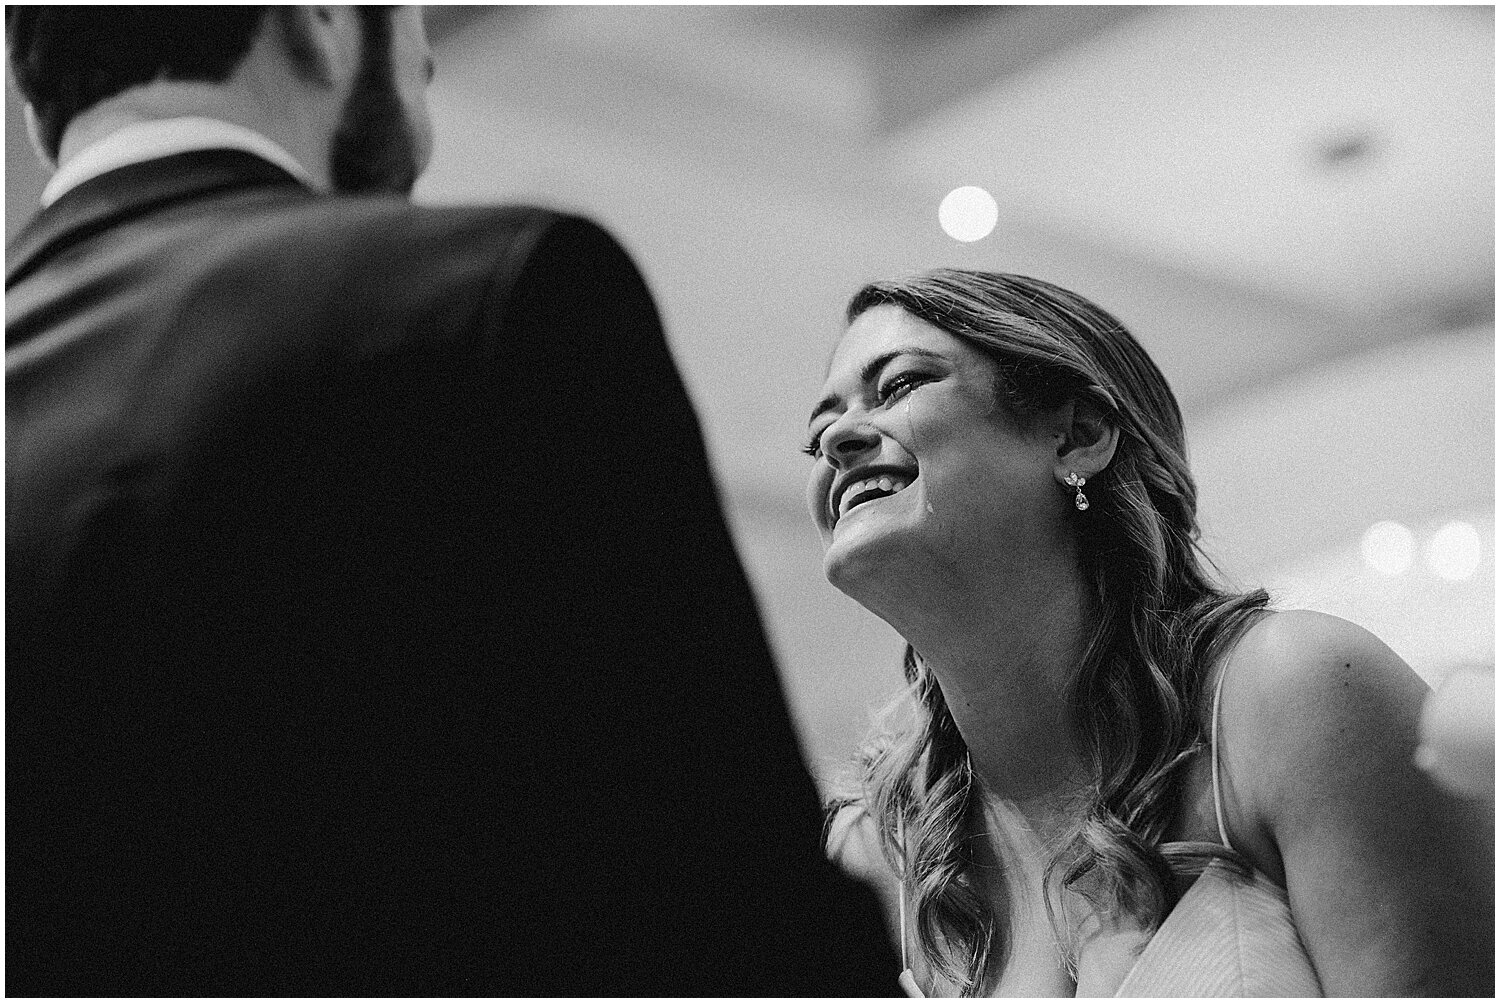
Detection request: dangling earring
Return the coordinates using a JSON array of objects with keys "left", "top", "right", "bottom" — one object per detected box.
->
[{"left": 1064, "top": 472, "right": 1089, "bottom": 511}]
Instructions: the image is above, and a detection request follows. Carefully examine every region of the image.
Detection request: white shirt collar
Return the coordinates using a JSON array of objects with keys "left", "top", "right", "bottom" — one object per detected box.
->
[{"left": 40, "top": 116, "right": 315, "bottom": 206}]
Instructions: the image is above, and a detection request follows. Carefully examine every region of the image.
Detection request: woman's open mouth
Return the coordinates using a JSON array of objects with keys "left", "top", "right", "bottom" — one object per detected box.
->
[{"left": 833, "top": 474, "right": 913, "bottom": 526}]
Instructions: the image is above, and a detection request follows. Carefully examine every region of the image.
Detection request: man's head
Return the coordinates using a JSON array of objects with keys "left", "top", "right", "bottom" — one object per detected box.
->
[
  {"left": 5, "top": 5, "right": 434, "bottom": 195},
  {"left": 328, "top": 8, "right": 433, "bottom": 194}
]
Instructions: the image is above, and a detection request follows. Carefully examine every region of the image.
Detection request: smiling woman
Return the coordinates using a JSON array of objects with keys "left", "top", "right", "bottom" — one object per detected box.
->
[
  {"left": 804, "top": 270, "right": 1494, "bottom": 997},
  {"left": 805, "top": 303, "right": 1087, "bottom": 617}
]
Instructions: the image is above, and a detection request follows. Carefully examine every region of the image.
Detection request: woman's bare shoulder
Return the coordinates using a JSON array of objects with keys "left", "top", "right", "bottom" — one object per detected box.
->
[
  {"left": 1215, "top": 608, "right": 1429, "bottom": 748},
  {"left": 1210, "top": 609, "right": 1495, "bottom": 995},
  {"left": 1211, "top": 610, "right": 1433, "bottom": 855}
]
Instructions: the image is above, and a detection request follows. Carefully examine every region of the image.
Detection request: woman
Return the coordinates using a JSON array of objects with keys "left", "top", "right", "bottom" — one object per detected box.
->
[{"left": 803, "top": 270, "right": 1493, "bottom": 996}]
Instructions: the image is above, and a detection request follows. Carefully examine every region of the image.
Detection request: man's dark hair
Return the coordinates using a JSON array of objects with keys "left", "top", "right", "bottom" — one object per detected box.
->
[{"left": 6, "top": 6, "right": 271, "bottom": 161}]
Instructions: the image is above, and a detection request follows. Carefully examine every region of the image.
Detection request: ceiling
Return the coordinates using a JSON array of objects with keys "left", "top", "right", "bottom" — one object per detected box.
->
[
  {"left": 413, "top": 5, "right": 1492, "bottom": 508},
  {"left": 890, "top": 5, "right": 1494, "bottom": 326},
  {"left": 427, "top": 5, "right": 1493, "bottom": 333}
]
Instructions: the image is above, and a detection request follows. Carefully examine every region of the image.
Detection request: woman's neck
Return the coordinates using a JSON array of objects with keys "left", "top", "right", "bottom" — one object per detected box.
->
[{"left": 892, "top": 556, "right": 1096, "bottom": 818}]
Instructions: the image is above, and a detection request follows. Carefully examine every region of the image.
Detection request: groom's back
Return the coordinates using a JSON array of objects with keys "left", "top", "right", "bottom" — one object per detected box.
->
[
  {"left": 8, "top": 165, "right": 519, "bottom": 603},
  {"left": 7, "top": 159, "right": 898, "bottom": 996}
]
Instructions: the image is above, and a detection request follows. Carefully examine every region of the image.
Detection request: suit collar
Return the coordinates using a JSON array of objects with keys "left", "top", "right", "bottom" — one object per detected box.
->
[
  {"left": 6, "top": 148, "right": 311, "bottom": 289},
  {"left": 41, "top": 117, "right": 315, "bottom": 207}
]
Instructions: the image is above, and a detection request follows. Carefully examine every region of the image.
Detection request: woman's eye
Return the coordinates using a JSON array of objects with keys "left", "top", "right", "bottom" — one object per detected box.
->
[
  {"left": 802, "top": 430, "right": 824, "bottom": 459},
  {"left": 877, "top": 372, "right": 929, "bottom": 404}
]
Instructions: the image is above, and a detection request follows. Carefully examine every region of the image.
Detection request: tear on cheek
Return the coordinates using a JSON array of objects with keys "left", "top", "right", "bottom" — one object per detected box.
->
[{"left": 904, "top": 394, "right": 930, "bottom": 458}]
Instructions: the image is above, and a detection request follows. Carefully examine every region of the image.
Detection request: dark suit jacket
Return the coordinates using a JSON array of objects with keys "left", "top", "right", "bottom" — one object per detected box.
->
[{"left": 6, "top": 150, "right": 897, "bottom": 997}]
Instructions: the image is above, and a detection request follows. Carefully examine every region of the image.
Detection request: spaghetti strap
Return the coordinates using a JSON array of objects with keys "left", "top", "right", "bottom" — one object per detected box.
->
[
  {"left": 895, "top": 816, "right": 924, "bottom": 997},
  {"left": 898, "top": 862, "right": 909, "bottom": 972},
  {"left": 1209, "top": 665, "right": 1234, "bottom": 851}
]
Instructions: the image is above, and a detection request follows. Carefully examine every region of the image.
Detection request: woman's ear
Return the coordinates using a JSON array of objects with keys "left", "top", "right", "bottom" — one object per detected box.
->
[
  {"left": 272, "top": 6, "right": 359, "bottom": 88},
  {"left": 1052, "top": 399, "right": 1119, "bottom": 481}
]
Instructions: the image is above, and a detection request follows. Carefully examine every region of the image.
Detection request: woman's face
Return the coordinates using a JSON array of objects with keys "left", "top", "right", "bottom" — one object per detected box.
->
[{"left": 805, "top": 305, "right": 1067, "bottom": 603}]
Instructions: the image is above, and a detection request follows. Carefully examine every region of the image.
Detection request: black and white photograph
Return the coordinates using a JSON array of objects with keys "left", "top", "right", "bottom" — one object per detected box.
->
[{"left": 5, "top": 4, "right": 1494, "bottom": 997}]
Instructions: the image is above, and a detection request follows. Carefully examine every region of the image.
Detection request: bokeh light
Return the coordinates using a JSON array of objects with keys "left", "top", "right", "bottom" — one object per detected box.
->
[
  {"left": 1361, "top": 520, "right": 1414, "bottom": 576},
  {"left": 939, "top": 186, "right": 998, "bottom": 242},
  {"left": 1425, "top": 520, "right": 1482, "bottom": 581}
]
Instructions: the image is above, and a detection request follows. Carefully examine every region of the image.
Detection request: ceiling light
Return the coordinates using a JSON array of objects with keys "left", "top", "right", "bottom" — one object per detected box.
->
[
  {"left": 939, "top": 186, "right": 997, "bottom": 242},
  {"left": 1425, "top": 521, "right": 1483, "bottom": 581}
]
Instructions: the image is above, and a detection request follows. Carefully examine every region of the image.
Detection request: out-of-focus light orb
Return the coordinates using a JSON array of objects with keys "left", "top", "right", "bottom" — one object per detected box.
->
[
  {"left": 1417, "top": 665, "right": 1494, "bottom": 798},
  {"left": 1361, "top": 520, "right": 1414, "bottom": 576},
  {"left": 939, "top": 186, "right": 998, "bottom": 242},
  {"left": 1425, "top": 521, "right": 1482, "bottom": 581}
]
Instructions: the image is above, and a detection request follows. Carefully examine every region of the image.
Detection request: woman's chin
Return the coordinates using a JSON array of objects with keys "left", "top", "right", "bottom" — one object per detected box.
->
[{"left": 823, "top": 516, "right": 904, "bottom": 595}]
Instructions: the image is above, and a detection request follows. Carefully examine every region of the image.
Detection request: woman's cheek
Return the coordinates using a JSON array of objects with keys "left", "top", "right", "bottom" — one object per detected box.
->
[
  {"left": 899, "top": 392, "right": 929, "bottom": 452},
  {"left": 806, "top": 465, "right": 833, "bottom": 532}
]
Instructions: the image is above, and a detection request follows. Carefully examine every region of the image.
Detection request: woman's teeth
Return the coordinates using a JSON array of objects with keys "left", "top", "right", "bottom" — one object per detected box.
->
[{"left": 838, "top": 475, "right": 911, "bottom": 518}]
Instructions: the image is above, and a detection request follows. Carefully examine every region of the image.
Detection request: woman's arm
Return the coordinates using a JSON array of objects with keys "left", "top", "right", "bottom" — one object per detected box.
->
[{"left": 1219, "top": 609, "right": 1494, "bottom": 997}]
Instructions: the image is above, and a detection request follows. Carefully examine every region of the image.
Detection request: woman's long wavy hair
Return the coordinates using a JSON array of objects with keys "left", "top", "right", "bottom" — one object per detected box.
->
[{"left": 825, "top": 270, "right": 1268, "bottom": 994}]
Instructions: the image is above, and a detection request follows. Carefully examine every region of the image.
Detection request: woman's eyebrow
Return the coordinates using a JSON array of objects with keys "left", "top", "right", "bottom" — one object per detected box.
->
[{"left": 807, "top": 347, "right": 947, "bottom": 426}]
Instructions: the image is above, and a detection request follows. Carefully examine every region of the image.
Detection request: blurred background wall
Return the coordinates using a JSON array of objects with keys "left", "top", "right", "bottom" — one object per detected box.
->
[{"left": 7, "top": 5, "right": 1493, "bottom": 787}]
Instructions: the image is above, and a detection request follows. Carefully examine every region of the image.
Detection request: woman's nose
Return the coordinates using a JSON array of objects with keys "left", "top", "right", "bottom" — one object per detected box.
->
[{"left": 822, "top": 416, "right": 881, "bottom": 470}]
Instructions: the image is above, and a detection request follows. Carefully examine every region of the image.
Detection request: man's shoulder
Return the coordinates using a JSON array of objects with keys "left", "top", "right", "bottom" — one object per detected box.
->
[
  {"left": 8, "top": 194, "right": 641, "bottom": 373},
  {"left": 311, "top": 196, "right": 568, "bottom": 242},
  {"left": 157, "top": 198, "right": 613, "bottom": 346},
  {"left": 204, "top": 196, "right": 630, "bottom": 303},
  {"left": 224, "top": 196, "right": 574, "bottom": 275},
  {"left": 214, "top": 196, "right": 643, "bottom": 339}
]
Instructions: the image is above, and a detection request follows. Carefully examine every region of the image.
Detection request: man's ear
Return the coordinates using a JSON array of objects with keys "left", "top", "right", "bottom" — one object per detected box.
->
[
  {"left": 1051, "top": 399, "right": 1119, "bottom": 481},
  {"left": 272, "top": 6, "right": 358, "bottom": 88},
  {"left": 23, "top": 104, "right": 56, "bottom": 169}
]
